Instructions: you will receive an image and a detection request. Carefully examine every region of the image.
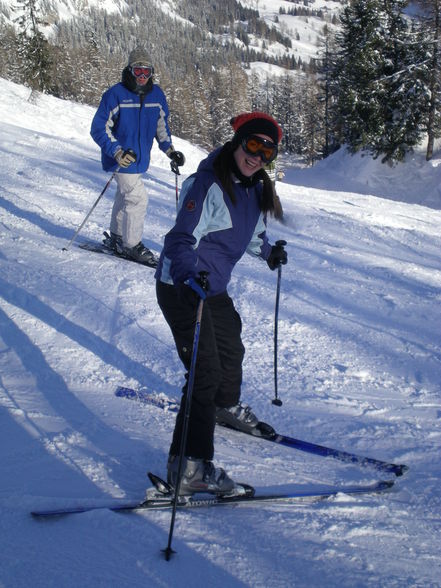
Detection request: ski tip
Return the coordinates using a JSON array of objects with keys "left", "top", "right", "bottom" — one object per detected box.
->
[
  {"left": 395, "top": 464, "right": 409, "bottom": 477},
  {"left": 379, "top": 480, "right": 395, "bottom": 490},
  {"left": 115, "top": 387, "right": 137, "bottom": 399},
  {"left": 384, "top": 463, "right": 409, "bottom": 477}
]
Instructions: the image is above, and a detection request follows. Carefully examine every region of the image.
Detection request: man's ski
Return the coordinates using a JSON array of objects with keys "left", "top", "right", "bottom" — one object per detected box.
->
[
  {"left": 115, "top": 386, "right": 408, "bottom": 477},
  {"left": 78, "top": 241, "right": 158, "bottom": 268},
  {"left": 31, "top": 479, "right": 394, "bottom": 518}
]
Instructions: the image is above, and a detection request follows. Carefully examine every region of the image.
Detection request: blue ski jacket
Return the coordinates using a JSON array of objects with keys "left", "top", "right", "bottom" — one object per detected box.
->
[
  {"left": 90, "top": 82, "right": 173, "bottom": 173},
  {"left": 155, "top": 149, "right": 272, "bottom": 296}
]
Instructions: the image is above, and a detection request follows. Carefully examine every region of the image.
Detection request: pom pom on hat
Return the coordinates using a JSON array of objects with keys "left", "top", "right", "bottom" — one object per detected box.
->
[
  {"left": 128, "top": 47, "right": 153, "bottom": 66},
  {"left": 230, "top": 111, "right": 283, "bottom": 144}
]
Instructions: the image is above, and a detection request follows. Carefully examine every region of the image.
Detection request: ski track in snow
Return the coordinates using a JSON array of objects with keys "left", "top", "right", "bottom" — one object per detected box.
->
[{"left": 1, "top": 78, "right": 441, "bottom": 587}]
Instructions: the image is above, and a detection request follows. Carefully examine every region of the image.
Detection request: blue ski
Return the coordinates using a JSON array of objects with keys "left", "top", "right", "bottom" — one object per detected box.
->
[{"left": 115, "top": 386, "right": 408, "bottom": 477}]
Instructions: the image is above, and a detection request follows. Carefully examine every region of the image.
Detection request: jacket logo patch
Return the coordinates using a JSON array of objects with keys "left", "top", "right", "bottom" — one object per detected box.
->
[{"left": 186, "top": 200, "right": 196, "bottom": 211}]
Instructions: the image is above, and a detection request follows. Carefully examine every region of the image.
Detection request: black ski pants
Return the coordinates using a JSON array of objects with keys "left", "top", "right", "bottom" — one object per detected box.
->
[{"left": 156, "top": 280, "right": 245, "bottom": 460}]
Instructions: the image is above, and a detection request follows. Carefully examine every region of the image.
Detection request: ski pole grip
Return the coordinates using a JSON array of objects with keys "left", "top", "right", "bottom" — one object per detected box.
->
[{"left": 170, "top": 160, "right": 180, "bottom": 175}]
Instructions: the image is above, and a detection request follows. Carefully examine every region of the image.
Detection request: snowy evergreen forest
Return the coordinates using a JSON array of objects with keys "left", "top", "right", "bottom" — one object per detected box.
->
[{"left": 0, "top": 0, "right": 440, "bottom": 164}]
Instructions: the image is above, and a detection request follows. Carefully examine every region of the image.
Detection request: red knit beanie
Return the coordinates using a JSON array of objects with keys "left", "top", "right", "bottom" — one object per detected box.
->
[{"left": 230, "top": 111, "right": 283, "bottom": 145}]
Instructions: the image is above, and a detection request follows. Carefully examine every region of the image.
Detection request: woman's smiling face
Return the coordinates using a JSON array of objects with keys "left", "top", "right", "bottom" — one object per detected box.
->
[{"left": 233, "top": 133, "right": 273, "bottom": 177}]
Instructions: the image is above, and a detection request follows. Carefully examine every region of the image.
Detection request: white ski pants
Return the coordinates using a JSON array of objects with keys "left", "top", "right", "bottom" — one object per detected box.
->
[{"left": 110, "top": 173, "right": 148, "bottom": 248}]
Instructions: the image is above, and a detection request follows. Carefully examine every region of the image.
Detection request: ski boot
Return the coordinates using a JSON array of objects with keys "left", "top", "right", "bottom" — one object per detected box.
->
[
  {"left": 216, "top": 402, "right": 276, "bottom": 439},
  {"left": 102, "top": 231, "right": 122, "bottom": 252},
  {"left": 166, "top": 456, "right": 236, "bottom": 496},
  {"left": 117, "top": 241, "right": 159, "bottom": 267},
  {"left": 143, "top": 471, "right": 254, "bottom": 505}
]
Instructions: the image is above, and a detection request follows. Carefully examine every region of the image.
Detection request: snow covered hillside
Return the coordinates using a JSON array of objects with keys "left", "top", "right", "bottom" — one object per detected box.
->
[
  {"left": 0, "top": 0, "right": 341, "bottom": 64},
  {"left": 0, "top": 78, "right": 441, "bottom": 587}
]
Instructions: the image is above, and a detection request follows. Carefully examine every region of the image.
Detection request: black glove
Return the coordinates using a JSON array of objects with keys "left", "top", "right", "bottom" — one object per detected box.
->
[
  {"left": 169, "top": 150, "right": 185, "bottom": 174},
  {"left": 267, "top": 241, "right": 287, "bottom": 270},
  {"left": 169, "top": 150, "right": 185, "bottom": 166}
]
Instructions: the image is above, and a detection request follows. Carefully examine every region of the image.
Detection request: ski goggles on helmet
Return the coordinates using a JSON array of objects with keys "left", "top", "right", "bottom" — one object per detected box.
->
[
  {"left": 241, "top": 135, "right": 278, "bottom": 163},
  {"left": 130, "top": 66, "right": 153, "bottom": 79}
]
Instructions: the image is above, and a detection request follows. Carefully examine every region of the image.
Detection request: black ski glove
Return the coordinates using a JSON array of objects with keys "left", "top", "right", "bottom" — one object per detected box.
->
[
  {"left": 169, "top": 150, "right": 185, "bottom": 166},
  {"left": 267, "top": 241, "right": 288, "bottom": 270},
  {"left": 168, "top": 150, "right": 185, "bottom": 174}
]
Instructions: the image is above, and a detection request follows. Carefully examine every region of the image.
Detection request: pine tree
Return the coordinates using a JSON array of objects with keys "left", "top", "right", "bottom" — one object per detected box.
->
[
  {"left": 272, "top": 72, "right": 299, "bottom": 155},
  {"left": 375, "top": 1, "right": 429, "bottom": 162},
  {"left": 415, "top": 0, "right": 441, "bottom": 160},
  {"left": 333, "top": 0, "right": 429, "bottom": 163},
  {"left": 208, "top": 68, "right": 236, "bottom": 146},
  {"left": 13, "top": 0, "right": 53, "bottom": 93},
  {"left": 0, "top": 22, "right": 18, "bottom": 80},
  {"left": 334, "top": 0, "right": 385, "bottom": 153},
  {"left": 191, "top": 69, "right": 213, "bottom": 149},
  {"left": 302, "top": 76, "right": 327, "bottom": 165},
  {"left": 316, "top": 24, "right": 341, "bottom": 157}
]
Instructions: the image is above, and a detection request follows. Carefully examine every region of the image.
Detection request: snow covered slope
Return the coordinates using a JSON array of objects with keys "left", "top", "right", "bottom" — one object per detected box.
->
[{"left": 0, "top": 78, "right": 441, "bottom": 587}]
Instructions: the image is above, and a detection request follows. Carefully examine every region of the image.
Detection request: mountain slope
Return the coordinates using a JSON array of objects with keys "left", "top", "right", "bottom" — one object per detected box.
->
[
  {"left": 0, "top": 78, "right": 441, "bottom": 587},
  {"left": 1, "top": 0, "right": 342, "bottom": 64}
]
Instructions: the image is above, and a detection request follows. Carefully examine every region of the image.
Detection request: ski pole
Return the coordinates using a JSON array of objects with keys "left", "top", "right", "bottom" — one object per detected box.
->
[
  {"left": 62, "top": 149, "right": 136, "bottom": 251},
  {"left": 163, "top": 272, "right": 208, "bottom": 561},
  {"left": 170, "top": 159, "right": 180, "bottom": 213},
  {"left": 62, "top": 169, "right": 119, "bottom": 251},
  {"left": 175, "top": 170, "right": 179, "bottom": 213},
  {"left": 272, "top": 240, "right": 286, "bottom": 407}
]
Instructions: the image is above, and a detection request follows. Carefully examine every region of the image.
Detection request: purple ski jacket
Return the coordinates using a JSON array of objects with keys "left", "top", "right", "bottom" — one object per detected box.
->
[{"left": 155, "top": 149, "right": 272, "bottom": 296}]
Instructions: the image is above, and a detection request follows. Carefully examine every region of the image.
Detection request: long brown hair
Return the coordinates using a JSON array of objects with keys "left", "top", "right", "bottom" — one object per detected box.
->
[{"left": 212, "top": 142, "right": 278, "bottom": 216}]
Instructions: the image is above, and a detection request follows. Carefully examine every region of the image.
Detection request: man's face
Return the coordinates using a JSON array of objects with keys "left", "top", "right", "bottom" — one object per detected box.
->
[{"left": 130, "top": 65, "right": 153, "bottom": 86}]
